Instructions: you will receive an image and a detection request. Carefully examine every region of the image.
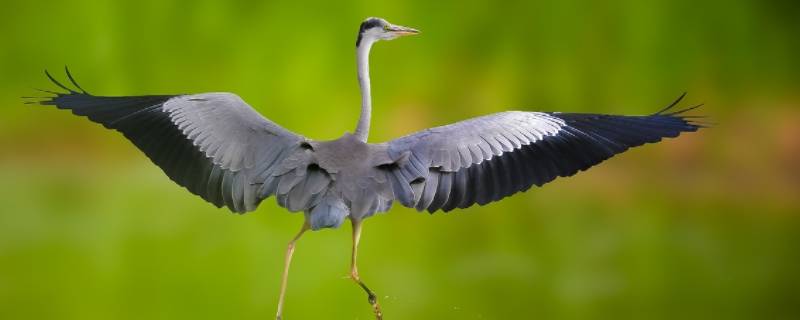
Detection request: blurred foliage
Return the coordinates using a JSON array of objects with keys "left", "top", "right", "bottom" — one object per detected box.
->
[{"left": 1, "top": 0, "right": 799, "bottom": 319}]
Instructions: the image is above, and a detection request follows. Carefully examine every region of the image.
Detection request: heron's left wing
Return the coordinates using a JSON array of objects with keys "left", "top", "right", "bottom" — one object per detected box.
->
[
  {"left": 28, "top": 69, "right": 306, "bottom": 213},
  {"left": 384, "top": 95, "right": 705, "bottom": 213}
]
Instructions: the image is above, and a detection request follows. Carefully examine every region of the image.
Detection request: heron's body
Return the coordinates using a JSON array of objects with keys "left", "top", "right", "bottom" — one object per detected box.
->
[{"left": 28, "top": 17, "right": 705, "bottom": 320}]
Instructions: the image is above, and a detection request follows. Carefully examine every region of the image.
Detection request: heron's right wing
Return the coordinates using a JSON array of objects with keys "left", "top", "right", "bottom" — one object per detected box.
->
[
  {"left": 30, "top": 69, "right": 305, "bottom": 213},
  {"left": 385, "top": 94, "right": 705, "bottom": 213}
]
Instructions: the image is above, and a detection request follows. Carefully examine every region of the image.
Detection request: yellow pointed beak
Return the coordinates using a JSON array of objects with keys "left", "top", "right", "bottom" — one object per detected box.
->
[{"left": 387, "top": 25, "right": 420, "bottom": 36}]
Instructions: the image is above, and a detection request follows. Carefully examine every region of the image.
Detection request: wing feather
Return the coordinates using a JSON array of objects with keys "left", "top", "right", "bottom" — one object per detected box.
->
[
  {"left": 34, "top": 71, "right": 304, "bottom": 213},
  {"left": 386, "top": 95, "right": 704, "bottom": 213}
]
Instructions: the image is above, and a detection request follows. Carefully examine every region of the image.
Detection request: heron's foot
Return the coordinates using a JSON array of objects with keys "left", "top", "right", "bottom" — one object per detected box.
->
[
  {"left": 352, "top": 274, "right": 383, "bottom": 320},
  {"left": 369, "top": 296, "right": 383, "bottom": 320},
  {"left": 364, "top": 290, "right": 382, "bottom": 320}
]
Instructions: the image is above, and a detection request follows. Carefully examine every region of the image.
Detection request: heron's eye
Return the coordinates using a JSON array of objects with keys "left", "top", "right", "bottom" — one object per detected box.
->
[{"left": 383, "top": 25, "right": 390, "bottom": 31}]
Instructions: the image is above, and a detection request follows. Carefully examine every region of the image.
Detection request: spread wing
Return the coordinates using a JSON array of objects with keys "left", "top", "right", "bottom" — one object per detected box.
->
[
  {"left": 385, "top": 94, "right": 705, "bottom": 213},
  {"left": 30, "top": 69, "right": 305, "bottom": 213}
]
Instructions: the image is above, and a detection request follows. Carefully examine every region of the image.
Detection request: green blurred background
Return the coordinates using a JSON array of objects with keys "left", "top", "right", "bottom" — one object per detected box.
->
[{"left": 1, "top": 0, "right": 799, "bottom": 319}]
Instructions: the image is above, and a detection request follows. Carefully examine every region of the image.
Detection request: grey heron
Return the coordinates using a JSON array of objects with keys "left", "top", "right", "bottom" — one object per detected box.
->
[{"left": 28, "top": 17, "right": 704, "bottom": 320}]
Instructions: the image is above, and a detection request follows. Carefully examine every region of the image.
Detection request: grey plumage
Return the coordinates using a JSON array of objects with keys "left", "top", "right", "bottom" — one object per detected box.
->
[
  {"left": 29, "top": 18, "right": 705, "bottom": 320},
  {"left": 39, "top": 86, "right": 304, "bottom": 214},
  {"left": 386, "top": 103, "right": 703, "bottom": 213},
  {"left": 32, "top": 69, "right": 703, "bottom": 229}
]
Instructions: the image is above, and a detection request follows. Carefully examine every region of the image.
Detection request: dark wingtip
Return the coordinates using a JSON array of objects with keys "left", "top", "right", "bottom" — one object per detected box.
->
[
  {"left": 686, "top": 117, "right": 716, "bottom": 128},
  {"left": 649, "top": 93, "right": 711, "bottom": 129},
  {"left": 44, "top": 69, "right": 75, "bottom": 93},
  {"left": 654, "top": 92, "right": 687, "bottom": 115},
  {"left": 33, "top": 87, "right": 60, "bottom": 95},
  {"left": 666, "top": 103, "right": 704, "bottom": 116},
  {"left": 21, "top": 95, "right": 49, "bottom": 105},
  {"left": 64, "top": 65, "right": 89, "bottom": 94},
  {"left": 22, "top": 87, "right": 59, "bottom": 106}
]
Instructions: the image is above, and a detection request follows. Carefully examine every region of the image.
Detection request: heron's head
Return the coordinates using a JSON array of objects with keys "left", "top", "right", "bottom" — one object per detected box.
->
[{"left": 356, "top": 17, "right": 419, "bottom": 47}]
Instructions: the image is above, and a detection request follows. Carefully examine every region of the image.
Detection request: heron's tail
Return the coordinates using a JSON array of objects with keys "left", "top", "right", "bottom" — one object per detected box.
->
[{"left": 306, "top": 194, "right": 349, "bottom": 230}]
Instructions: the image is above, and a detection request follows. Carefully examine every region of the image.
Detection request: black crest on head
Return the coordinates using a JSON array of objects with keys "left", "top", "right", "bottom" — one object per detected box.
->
[{"left": 356, "top": 18, "right": 385, "bottom": 47}]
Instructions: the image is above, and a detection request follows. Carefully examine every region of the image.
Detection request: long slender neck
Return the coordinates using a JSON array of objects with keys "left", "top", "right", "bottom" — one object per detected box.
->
[{"left": 354, "top": 39, "right": 375, "bottom": 142}]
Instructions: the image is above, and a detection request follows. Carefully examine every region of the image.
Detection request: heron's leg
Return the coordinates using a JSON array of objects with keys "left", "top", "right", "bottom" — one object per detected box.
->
[
  {"left": 350, "top": 218, "right": 383, "bottom": 320},
  {"left": 276, "top": 220, "right": 310, "bottom": 320}
]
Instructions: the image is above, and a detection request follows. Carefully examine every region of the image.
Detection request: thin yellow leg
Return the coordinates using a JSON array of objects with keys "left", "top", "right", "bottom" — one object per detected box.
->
[
  {"left": 350, "top": 219, "right": 383, "bottom": 320},
  {"left": 276, "top": 221, "right": 310, "bottom": 320}
]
